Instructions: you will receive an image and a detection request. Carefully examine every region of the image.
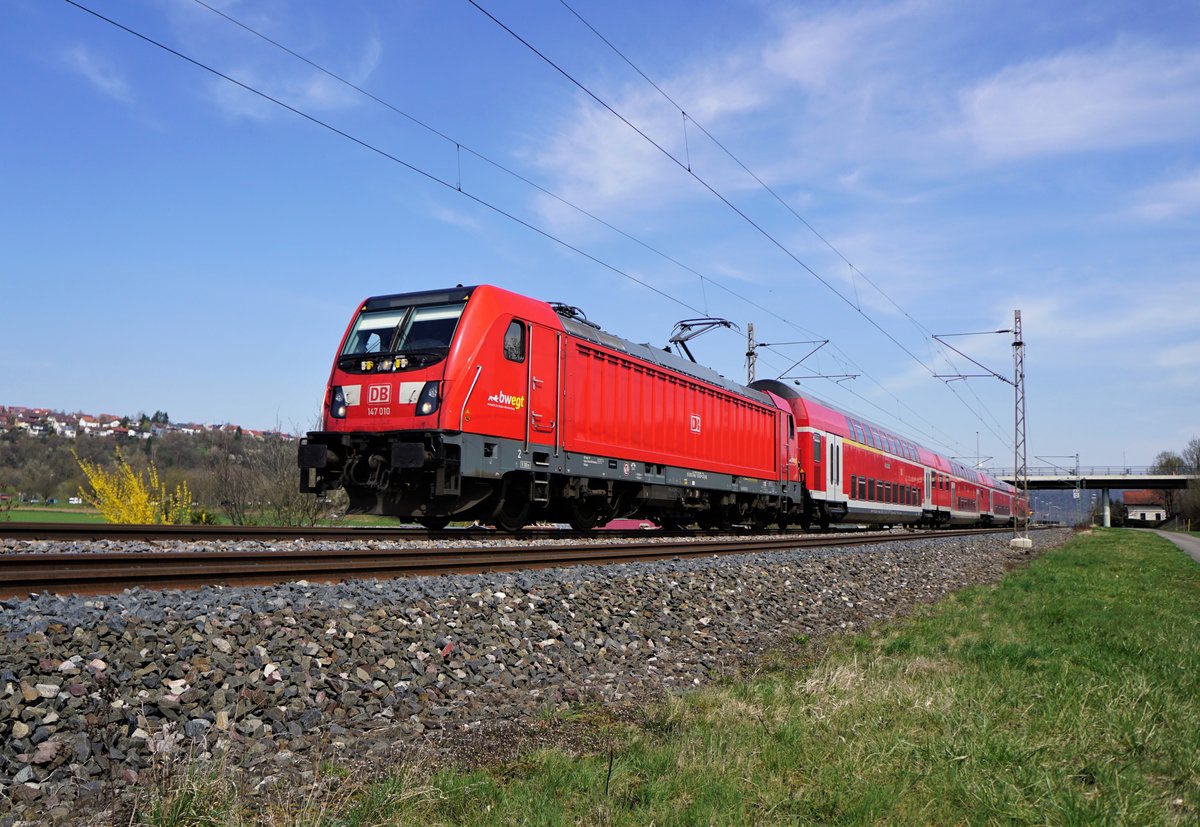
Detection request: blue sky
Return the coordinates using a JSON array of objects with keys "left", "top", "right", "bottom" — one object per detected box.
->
[{"left": 2, "top": 0, "right": 1198, "bottom": 471}]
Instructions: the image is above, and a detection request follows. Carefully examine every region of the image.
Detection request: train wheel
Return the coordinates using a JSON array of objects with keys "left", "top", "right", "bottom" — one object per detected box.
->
[
  {"left": 749, "top": 512, "right": 772, "bottom": 531},
  {"left": 700, "top": 508, "right": 733, "bottom": 531},
  {"left": 492, "top": 479, "right": 530, "bottom": 532},
  {"left": 566, "top": 498, "right": 604, "bottom": 531},
  {"left": 417, "top": 516, "right": 451, "bottom": 530}
]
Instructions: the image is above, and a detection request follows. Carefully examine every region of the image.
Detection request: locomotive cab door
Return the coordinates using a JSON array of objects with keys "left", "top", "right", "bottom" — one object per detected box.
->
[{"left": 526, "top": 323, "right": 561, "bottom": 452}]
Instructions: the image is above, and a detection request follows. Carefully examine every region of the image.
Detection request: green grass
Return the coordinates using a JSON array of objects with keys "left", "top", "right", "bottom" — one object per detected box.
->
[
  {"left": 136, "top": 530, "right": 1200, "bottom": 825},
  {"left": 3, "top": 506, "right": 106, "bottom": 523},
  {"left": 0, "top": 507, "right": 408, "bottom": 528}
]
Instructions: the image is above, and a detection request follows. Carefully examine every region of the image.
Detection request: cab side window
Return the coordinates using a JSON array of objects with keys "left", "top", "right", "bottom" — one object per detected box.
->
[{"left": 503, "top": 320, "right": 526, "bottom": 362}]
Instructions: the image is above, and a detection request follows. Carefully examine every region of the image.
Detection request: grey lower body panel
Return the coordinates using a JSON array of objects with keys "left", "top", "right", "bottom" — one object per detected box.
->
[{"left": 299, "top": 429, "right": 801, "bottom": 521}]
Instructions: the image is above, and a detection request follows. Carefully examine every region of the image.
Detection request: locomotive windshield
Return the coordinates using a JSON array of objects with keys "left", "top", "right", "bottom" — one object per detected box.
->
[{"left": 341, "top": 301, "right": 466, "bottom": 358}]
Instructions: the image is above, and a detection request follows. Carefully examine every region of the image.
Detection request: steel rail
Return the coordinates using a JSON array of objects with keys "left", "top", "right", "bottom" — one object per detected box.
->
[
  {"left": 0, "top": 522, "right": 676, "bottom": 542},
  {"left": 0, "top": 528, "right": 1027, "bottom": 598}
]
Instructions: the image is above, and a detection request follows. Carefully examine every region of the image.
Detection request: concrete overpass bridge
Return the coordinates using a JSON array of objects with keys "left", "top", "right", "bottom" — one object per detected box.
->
[{"left": 989, "top": 466, "right": 1194, "bottom": 527}]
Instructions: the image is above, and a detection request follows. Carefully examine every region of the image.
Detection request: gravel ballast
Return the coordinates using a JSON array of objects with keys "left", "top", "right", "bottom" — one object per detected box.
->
[{"left": 0, "top": 529, "right": 1071, "bottom": 823}]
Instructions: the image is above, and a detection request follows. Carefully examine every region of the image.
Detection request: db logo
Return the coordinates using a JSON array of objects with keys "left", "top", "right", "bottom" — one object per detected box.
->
[
  {"left": 367, "top": 384, "right": 391, "bottom": 405},
  {"left": 689, "top": 414, "right": 701, "bottom": 434}
]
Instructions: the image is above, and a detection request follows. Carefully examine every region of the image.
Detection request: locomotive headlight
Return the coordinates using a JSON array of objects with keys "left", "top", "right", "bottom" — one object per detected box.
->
[
  {"left": 330, "top": 386, "right": 348, "bottom": 419},
  {"left": 415, "top": 381, "right": 441, "bottom": 416}
]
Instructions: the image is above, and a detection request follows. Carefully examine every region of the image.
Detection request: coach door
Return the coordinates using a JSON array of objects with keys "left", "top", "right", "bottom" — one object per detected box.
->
[
  {"left": 526, "top": 323, "right": 561, "bottom": 453},
  {"left": 826, "top": 434, "right": 844, "bottom": 503}
]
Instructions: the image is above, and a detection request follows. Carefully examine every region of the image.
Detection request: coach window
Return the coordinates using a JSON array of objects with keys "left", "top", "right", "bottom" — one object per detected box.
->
[
  {"left": 813, "top": 433, "right": 822, "bottom": 462},
  {"left": 503, "top": 320, "right": 526, "bottom": 362},
  {"left": 868, "top": 479, "right": 875, "bottom": 500}
]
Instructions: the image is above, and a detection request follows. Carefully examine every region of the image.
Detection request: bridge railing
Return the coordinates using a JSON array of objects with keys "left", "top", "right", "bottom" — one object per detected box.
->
[{"left": 984, "top": 466, "right": 1190, "bottom": 477}]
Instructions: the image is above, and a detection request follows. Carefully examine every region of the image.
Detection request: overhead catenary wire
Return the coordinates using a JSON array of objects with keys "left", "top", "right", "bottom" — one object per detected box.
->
[
  {"left": 59, "top": 0, "right": 704, "bottom": 320},
  {"left": 555, "top": 0, "right": 1012, "bottom": 447},
  {"left": 555, "top": 0, "right": 950, "bottom": 346},
  {"left": 470, "top": 0, "right": 1012, "bottom": 452},
  {"left": 180, "top": 0, "right": 976, "bottom": 456},
  {"left": 465, "top": 0, "right": 941, "bottom": 375},
  {"left": 68, "top": 0, "right": 985, "bottom": 458}
]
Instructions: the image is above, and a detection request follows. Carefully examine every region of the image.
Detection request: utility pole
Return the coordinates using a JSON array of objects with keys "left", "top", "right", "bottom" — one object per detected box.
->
[
  {"left": 933, "top": 313, "right": 1029, "bottom": 549},
  {"left": 744, "top": 330, "right": 855, "bottom": 385},
  {"left": 1011, "top": 310, "right": 1031, "bottom": 548},
  {"left": 746, "top": 323, "right": 756, "bottom": 383}
]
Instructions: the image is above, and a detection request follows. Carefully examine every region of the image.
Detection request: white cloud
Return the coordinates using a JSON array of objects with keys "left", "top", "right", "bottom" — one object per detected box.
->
[
  {"left": 205, "top": 31, "right": 382, "bottom": 119},
  {"left": 1007, "top": 279, "right": 1200, "bottom": 353},
  {"left": 1130, "top": 169, "right": 1200, "bottom": 221},
  {"left": 530, "top": 88, "right": 693, "bottom": 225},
  {"left": 62, "top": 45, "right": 132, "bottom": 104},
  {"left": 1154, "top": 340, "right": 1200, "bottom": 370},
  {"left": 427, "top": 201, "right": 481, "bottom": 231},
  {"left": 527, "top": 0, "right": 952, "bottom": 226},
  {"left": 762, "top": 0, "right": 929, "bottom": 90},
  {"left": 959, "top": 42, "right": 1200, "bottom": 160},
  {"left": 208, "top": 70, "right": 273, "bottom": 120}
]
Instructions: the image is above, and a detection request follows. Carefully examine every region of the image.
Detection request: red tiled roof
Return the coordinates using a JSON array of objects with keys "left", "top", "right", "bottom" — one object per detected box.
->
[{"left": 1123, "top": 490, "right": 1164, "bottom": 507}]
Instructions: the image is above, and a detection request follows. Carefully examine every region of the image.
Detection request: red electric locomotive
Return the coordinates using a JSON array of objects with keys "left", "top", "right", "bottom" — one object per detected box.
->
[
  {"left": 298, "top": 284, "right": 1025, "bottom": 530},
  {"left": 298, "top": 285, "right": 802, "bottom": 530}
]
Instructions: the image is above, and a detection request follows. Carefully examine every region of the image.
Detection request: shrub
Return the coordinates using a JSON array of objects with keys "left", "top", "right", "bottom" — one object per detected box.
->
[{"left": 73, "top": 448, "right": 192, "bottom": 525}]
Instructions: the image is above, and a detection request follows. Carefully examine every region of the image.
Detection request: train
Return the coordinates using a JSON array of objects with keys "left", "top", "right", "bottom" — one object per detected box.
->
[{"left": 298, "top": 284, "right": 1027, "bottom": 531}]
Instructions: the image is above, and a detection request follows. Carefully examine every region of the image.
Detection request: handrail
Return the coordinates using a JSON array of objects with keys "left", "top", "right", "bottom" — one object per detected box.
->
[{"left": 457, "top": 364, "right": 483, "bottom": 432}]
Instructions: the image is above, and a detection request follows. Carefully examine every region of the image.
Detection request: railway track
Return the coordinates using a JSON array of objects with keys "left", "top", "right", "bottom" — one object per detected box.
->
[
  {"left": 0, "top": 527, "right": 1027, "bottom": 598},
  {"left": 0, "top": 521, "right": 744, "bottom": 542}
]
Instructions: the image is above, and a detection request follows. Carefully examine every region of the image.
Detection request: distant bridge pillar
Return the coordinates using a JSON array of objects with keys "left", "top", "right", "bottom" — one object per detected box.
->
[{"left": 1102, "top": 488, "right": 1111, "bottom": 528}]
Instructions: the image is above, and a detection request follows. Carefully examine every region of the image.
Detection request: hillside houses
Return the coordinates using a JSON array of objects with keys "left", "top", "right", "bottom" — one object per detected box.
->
[{"left": 0, "top": 405, "right": 295, "bottom": 442}]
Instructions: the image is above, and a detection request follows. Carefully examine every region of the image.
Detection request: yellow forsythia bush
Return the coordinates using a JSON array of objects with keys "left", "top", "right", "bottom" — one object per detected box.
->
[{"left": 73, "top": 448, "right": 192, "bottom": 525}]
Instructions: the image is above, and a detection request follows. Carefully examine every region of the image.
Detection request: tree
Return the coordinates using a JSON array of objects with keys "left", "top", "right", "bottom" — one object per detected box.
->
[
  {"left": 1179, "top": 437, "right": 1200, "bottom": 524},
  {"left": 1183, "top": 437, "right": 1200, "bottom": 474},
  {"left": 1151, "top": 451, "right": 1187, "bottom": 517}
]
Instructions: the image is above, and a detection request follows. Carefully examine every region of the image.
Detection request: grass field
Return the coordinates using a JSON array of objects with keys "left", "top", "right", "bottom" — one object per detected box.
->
[
  {"left": 140, "top": 529, "right": 1200, "bottom": 825},
  {"left": 0, "top": 508, "right": 407, "bottom": 528},
  {"left": 2, "top": 506, "right": 106, "bottom": 524}
]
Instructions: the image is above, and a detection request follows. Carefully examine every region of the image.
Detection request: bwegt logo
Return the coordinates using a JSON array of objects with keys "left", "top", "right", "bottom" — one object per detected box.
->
[{"left": 487, "top": 390, "right": 525, "bottom": 411}]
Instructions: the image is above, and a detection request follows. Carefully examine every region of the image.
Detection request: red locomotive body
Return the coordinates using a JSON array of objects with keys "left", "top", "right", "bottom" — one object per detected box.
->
[
  {"left": 300, "top": 285, "right": 801, "bottom": 530},
  {"left": 299, "top": 284, "right": 1024, "bottom": 530}
]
